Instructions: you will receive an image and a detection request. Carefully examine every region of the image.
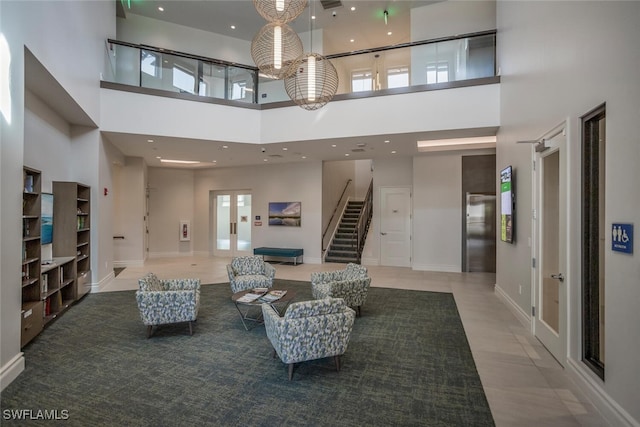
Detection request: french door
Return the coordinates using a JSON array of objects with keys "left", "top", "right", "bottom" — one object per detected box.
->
[
  {"left": 533, "top": 123, "right": 567, "bottom": 365},
  {"left": 211, "top": 190, "right": 252, "bottom": 257}
]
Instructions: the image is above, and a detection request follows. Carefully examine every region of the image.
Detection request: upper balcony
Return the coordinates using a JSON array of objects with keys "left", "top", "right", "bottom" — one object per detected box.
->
[{"left": 101, "top": 30, "right": 498, "bottom": 110}]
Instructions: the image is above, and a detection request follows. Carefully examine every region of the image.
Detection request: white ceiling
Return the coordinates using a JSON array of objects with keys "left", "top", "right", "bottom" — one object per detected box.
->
[{"left": 107, "top": 0, "right": 495, "bottom": 169}]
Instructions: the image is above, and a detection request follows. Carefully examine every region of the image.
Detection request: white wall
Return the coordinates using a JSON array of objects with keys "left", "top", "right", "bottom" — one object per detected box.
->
[
  {"left": 1, "top": 0, "right": 114, "bottom": 391},
  {"left": 411, "top": 1, "right": 496, "bottom": 41},
  {"left": 413, "top": 152, "right": 463, "bottom": 272},
  {"left": 192, "top": 162, "right": 324, "bottom": 262},
  {"left": 497, "top": 1, "right": 640, "bottom": 424},
  {"left": 147, "top": 168, "right": 195, "bottom": 257}
]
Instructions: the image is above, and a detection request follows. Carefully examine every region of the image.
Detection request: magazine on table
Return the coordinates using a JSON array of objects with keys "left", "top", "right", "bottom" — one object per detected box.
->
[
  {"left": 237, "top": 287, "right": 268, "bottom": 303},
  {"left": 259, "top": 290, "right": 287, "bottom": 303}
]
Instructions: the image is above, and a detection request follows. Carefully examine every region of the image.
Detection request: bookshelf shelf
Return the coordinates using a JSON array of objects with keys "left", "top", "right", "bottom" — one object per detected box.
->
[{"left": 21, "top": 166, "right": 43, "bottom": 348}]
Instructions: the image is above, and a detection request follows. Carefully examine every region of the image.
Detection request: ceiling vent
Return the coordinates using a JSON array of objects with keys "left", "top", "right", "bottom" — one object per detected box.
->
[
  {"left": 268, "top": 154, "right": 284, "bottom": 158},
  {"left": 320, "top": 0, "right": 342, "bottom": 10},
  {"left": 351, "top": 148, "right": 366, "bottom": 153}
]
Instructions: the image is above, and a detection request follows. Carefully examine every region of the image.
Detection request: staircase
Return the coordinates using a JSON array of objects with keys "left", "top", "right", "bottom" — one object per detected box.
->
[{"left": 325, "top": 201, "right": 365, "bottom": 264}]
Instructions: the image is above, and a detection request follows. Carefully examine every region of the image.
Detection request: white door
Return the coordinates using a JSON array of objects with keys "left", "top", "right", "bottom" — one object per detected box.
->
[
  {"left": 211, "top": 190, "right": 252, "bottom": 257},
  {"left": 533, "top": 124, "right": 567, "bottom": 365},
  {"left": 380, "top": 187, "right": 411, "bottom": 267}
]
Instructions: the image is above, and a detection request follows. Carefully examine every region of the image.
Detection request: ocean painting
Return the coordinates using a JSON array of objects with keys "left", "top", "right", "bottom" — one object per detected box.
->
[
  {"left": 268, "top": 202, "right": 301, "bottom": 226},
  {"left": 41, "top": 193, "right": 53, "bottom": 244}
]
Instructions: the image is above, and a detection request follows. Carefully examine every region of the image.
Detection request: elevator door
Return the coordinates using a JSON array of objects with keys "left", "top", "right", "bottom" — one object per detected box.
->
[{"left": 464, "top": 193, "right": 496, "bottom": 272}]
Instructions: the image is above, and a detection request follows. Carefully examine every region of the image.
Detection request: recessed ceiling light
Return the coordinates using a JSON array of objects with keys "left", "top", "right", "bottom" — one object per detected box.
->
[
  {"left": 230, "top": 25, "right": 236, "bottom": 30},
  {"left": 156, "top": 156, "right": 161, "bottom": 159},
  {"left": 158, "top": 6, "right": 164, "bottom": 12},
  {"left": 282, "top": 147, "right": 288, "bottom": 151},
  {"left": 384, "top": 140, "right": 390, "bottom": 143},
  {"left": 263, "top": 159, "right": 268, "bottom": 162},
  {"left": 391, "top": 150, "right": 397, "bottom": 154},
  {"left": 302, "top": 156, "right": 306, "bottom": 159},
  {"left": 160, "top": 159, "right": 200, "bottom": 164},
  {"left": 222, "top": 145, "right": 228, "bottom": 149},
  {"left": 147, "top": 139, "right": 154, "bottom": 143},
  {"left": 387, "top": 32, "right": 392, "bottom": 36},
  {"left": 345, "top": 153, "right": 350, "bottom": 157},
  {"left": 350, "top": 39, "right": 355, "bottom": 43},
  {"left": 351, "top": 6, "right": 356, "bottom": 11},
  {"left": 311, "top": 15, "right": 316, "bottom": 20},
  {"left": 331, "top": 144, "right": 337, "bottom": 147},
  {"left": 212, "top": 160, "right": 217, "bottom": 163}
]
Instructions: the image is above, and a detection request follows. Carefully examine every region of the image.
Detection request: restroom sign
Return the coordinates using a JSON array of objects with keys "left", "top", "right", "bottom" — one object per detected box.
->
[{"left": 612, "top": 223, "right": 633, "bottom": 254}]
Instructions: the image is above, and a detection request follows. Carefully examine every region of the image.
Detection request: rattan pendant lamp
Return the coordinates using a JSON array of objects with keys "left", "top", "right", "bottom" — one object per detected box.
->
[
  {"left": 251, "top": 0, "right": 307, "bottom": 79},
  {"left": 284, "top": 1, "right": 338, "bottom": 110}
]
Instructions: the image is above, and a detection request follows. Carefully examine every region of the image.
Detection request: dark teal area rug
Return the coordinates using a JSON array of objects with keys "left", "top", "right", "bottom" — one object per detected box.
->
[{"left": 1, "top": 280, "right": 494, "bottom": 426}]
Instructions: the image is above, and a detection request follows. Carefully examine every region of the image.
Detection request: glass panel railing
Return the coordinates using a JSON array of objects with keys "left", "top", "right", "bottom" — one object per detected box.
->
[{"left": 103, "top": 31, "right": 495, "bottom": 107}]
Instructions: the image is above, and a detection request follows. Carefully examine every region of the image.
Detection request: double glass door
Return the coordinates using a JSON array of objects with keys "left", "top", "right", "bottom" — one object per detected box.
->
[{"left": 212, "top": 191, "right": 252, "bottom": 257}]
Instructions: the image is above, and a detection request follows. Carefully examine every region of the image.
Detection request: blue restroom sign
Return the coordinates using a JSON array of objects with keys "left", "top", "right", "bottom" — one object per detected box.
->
[{"left": 611, "top": 223, "right": 633, "bottom": 254}]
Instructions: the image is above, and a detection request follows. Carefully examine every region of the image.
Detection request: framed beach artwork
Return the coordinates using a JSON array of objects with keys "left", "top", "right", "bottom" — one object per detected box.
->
[{"left": 268, "top": 202, "right": 301, "bottom": 227}]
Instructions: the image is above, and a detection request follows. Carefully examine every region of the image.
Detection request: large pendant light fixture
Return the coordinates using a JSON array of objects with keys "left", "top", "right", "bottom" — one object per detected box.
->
[
  {"left": 284, "top": 0, "right": 338, "bottom": 110},
  {"left": 251, "top": 22, "right": 302, "bottom": 79},
  {"left": 284, "top": 52, "right": 338, "bottom": 110},
  {"left": 253, "top": 0, "right": 307, "bottom": 24}
]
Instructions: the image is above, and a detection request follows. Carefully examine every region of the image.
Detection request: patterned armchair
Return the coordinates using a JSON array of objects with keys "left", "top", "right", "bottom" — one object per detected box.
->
[
  {"left": 262, "top": 298, "right": 356, "bottom": 380},
  {"left": 136, "top": 273, "right": 201, "bottom": 338},
  {"left": 226, "top": 256, "right": 276, "bottom": 293},
  {"left": 311, "top": 263, "right": 371, "bottom": 317}
]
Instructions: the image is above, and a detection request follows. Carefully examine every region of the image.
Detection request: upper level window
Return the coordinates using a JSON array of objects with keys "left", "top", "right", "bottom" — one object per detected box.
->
[
  {"left": 352, "top": 70, "right": 373, "bottom": 92},
  {"left": 387, "top": 66, "right": 409, "bottom": 89},
  {"left": 141, "top": 50, "right": 160, "bottom": 77},
  {"left": 231, "top": 80, "right": 247, "bottom": 100},
  {"left": 173, "top": 65, "right": 195, "bottom": 94},
  {"left": 426, "top": 61, "right": 449, "bottom": 84}
]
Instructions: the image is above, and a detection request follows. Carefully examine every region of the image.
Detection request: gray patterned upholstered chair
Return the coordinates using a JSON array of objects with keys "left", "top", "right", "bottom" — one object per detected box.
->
[
  {"left": 226, "top": 256, "right": 276, "bottom": 293},
  {"left": 310, "top": 263, "right": 371, "bottom": 317},
  {"left": 136, "top": 273, "right": 200, "bottom": 338},
  {"left": 262, "top": 297, "right": 356, "bottom": 380}
]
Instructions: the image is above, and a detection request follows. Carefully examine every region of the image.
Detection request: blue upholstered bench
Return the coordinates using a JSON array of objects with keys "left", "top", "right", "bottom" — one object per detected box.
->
[{"left": 253, "top": 247, "right": 304, "bottom": 265}]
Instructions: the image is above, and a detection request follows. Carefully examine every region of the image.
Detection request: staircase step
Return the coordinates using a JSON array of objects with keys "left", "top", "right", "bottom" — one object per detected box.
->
[
  {"left": 331, "top": 244, "right": 356, "bottom": 251},
  {"left": 325, "top": 255, "right": 359, "bottom": 264}
]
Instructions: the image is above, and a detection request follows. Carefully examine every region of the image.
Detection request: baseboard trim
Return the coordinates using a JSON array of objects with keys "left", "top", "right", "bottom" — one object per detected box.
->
[
  {"left": 91, "top": 271, "right": 115, "bottom": 293},
  {"left": 566, "top": 358, "right": 639, "bottom": 427},
  {"left": 0, "top": 352, "right": 25, "bottom": 391},
  {"left": 113, "top": 260, "right": 143, "bottom": 268},
  {"left": 494, "top": 283, "right": 531, "bottom": 329},
  {"left": 412, "top": 264, "right": 460, "bottom": 272}
]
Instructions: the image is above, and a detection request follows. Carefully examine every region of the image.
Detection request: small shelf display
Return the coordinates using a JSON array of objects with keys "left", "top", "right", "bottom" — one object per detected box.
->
[
  {"left": 21, "top": 167, "right": 43, "bottom": 347},
  {"left": 41, "top": 257, "right": 76, "bottom": 325},
  {"left": 53, "top": 181, "right": 91, "bottom": 300}
]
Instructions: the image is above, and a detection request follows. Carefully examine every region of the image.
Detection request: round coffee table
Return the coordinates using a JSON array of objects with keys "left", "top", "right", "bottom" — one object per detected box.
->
[{"left": 231, "top": 288, "right": 297, "bottom": 330}]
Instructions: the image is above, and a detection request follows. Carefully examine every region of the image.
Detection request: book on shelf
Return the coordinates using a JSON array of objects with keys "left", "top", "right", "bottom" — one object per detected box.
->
[
  {"left": 259, "top": 290, "right": 287, "bottom": 303},
  {"left": 41, "top": 274, "right": 48, "bottom": 294}
]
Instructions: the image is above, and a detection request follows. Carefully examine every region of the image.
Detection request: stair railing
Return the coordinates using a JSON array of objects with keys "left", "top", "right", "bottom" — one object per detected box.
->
[
  {"left": 322, "top": 179, "right": 352, "bottom": 257},
  {"left": 351, "top": 179, "right": 373, "bottom": 261}
]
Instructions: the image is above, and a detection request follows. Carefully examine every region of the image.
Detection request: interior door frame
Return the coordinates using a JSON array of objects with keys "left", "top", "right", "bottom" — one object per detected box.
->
[{"left": 531, "top": 121, "right": 568, "bottom": 365}]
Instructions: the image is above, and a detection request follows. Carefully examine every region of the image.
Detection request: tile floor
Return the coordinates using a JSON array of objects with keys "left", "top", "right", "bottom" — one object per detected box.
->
[{"left": 103, "top": 256, "right": 608, "bottom": 426}]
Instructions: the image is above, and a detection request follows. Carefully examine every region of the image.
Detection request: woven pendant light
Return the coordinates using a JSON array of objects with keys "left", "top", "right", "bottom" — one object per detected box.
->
[
  {"left": 253, "top": 0, "right": 308, "bottom": 24},
  {"left": 284, "top": 52, "right": 339, "bottom": 110},
  {"left": 251, "top": 23, "right": 303, "bottom": 79}
]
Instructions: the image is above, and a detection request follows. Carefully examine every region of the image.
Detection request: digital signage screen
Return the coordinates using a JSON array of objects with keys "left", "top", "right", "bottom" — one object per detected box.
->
[{"left": 500, "top": 166, "right": 514, "bottom": 243}]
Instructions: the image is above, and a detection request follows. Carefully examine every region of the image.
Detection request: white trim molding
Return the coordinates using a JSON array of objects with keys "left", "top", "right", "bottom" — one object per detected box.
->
[
  {"left": 0, "top": 353, "right": 25, "bottom": 392},
  {"left": 494, "top": 283, "right": 531, "bottom": 329}
]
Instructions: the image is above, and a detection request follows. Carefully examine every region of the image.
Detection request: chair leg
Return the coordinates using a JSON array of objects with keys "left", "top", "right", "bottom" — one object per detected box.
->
[
  {"left": 272, "top": 349, "right": 277, "bottom": 358},
  {"left": 188, "top": 321, "right": 193, "bottom": 336},
  {"left": 334, "top": 355, "right": 341, "bottom": 372},
  {"left": 288, "top": 363, "right": 294, "bottom": 380},
  {"left": 146, "top": 325, "right": 153, "bottom": 338},
  {"left": 357, "top": 306, "right": 362, "bottom": 317}
]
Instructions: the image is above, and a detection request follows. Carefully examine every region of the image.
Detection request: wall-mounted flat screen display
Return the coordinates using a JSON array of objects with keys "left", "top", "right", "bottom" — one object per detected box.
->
[{"left": 500, "top": 166, "right": 514, "bottom": 243}]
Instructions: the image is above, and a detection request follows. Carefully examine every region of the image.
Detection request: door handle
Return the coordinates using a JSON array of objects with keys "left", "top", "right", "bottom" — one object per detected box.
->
[{"left": 550, "top": 273, "right": 565, "bottom": 282}]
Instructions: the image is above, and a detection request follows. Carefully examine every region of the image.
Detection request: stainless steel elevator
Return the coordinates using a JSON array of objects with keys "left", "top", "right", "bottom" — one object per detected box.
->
[{"left": 464, "top": 193, "right": 496, "bottom": 272}]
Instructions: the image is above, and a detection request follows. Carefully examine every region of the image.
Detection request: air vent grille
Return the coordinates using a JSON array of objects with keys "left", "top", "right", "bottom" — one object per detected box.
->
[
  {"left": 320, "top": 0, "right": 342, "bottom": 10},
  {"left": 268, "top": 154, "right": 284, "bottom": 158},
  {"left": 351, "top": 148, "right": 366, "bottom": 153}
]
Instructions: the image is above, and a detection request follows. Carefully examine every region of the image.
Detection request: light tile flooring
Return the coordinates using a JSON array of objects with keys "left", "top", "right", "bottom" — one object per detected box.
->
[{"left": 103, "top": 256, "right": 608, "bottom": 426}]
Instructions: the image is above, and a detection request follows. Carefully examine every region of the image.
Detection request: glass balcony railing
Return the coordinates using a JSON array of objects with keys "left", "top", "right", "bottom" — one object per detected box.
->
[{"left": 103, "top": 30, "right": 496, "bottom": 108}]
